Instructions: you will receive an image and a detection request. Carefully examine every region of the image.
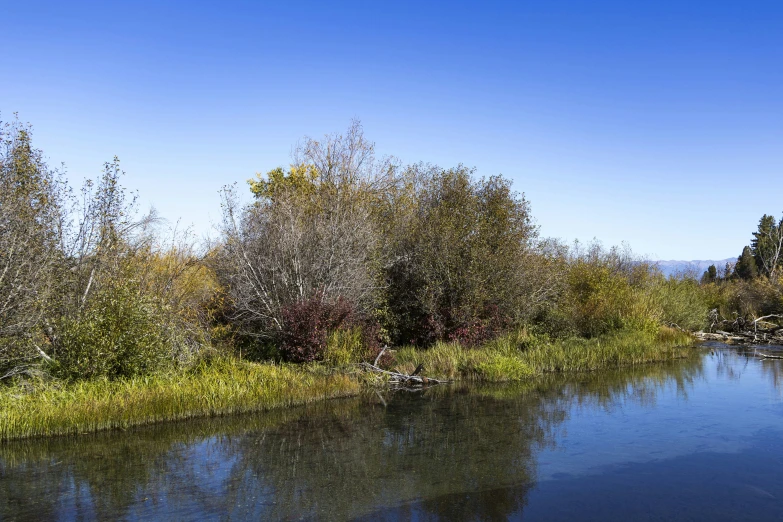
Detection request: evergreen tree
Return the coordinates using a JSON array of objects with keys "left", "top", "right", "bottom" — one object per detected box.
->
[
  {"left": 700, "top": 264, "right": 718, "bottom": 284},
  {"left": 734, "top": 246, "right": 758, "bottom": 280},
  {"left": 751, "top": 214, "right": 782, "bottom": 277},
  {"left": 722, "top": 262, "right": 733, "bottom": 280}
]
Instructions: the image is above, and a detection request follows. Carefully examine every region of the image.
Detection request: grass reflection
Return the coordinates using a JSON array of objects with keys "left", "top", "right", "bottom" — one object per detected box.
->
[{"left": 1, "top": 354, "right": 708, "bottom": 520}]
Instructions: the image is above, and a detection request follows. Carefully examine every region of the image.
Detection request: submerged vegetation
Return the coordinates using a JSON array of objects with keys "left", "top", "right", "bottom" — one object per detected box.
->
[{"left": 1, "top": 113, "right": 778, "bottom": 439}]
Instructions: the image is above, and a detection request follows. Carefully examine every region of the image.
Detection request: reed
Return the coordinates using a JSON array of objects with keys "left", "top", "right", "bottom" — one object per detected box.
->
[
  {"left": 0, "top": 328, "right": 694, "bottom": 441},
  {"left": 393, "top": 326, "right": 694, "bottom": 382},
  {"left": 0, "top": 357, "right": 360, "bottom": 441}
]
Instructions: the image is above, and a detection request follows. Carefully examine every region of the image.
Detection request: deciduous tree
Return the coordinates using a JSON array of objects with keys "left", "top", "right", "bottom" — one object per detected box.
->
[
  {"left": 215, "top": 120, "right": 397, "bottom": 340},
  {"left": 0, "top": 117, "right": 65, "bottom": 375}
]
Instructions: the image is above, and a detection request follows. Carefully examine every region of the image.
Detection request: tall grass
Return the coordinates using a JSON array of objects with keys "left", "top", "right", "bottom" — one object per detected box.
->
[
  {"left": 0, "top": 357, "right": 359, "bottom": 441},
  {"left": 1, "top": 327, "right": 694, "bottom": 441},
  {"left": 393, "top": 326, "right": 693, "bottom": 382}
]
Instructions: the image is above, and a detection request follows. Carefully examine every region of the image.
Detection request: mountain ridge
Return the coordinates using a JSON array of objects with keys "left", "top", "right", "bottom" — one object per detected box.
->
[{"left": 653, "top": 258, "right": 737, "bottom": 277}]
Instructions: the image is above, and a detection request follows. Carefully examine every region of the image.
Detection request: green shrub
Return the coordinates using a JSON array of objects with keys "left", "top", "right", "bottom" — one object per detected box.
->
[
  {"left": 649, "top": 277, "right": 707, "bottom": 331},
  {"left": 382, "top": 166, "right": 535, "bottom": 346},
  {"left": 323, "top": 327, "right": 367, "bottom": 367},
  {"left": 565, "top": 258, "right": 657, "bottom": 337},
  {"left": 53, "top": 281, "right": 178, "bottom": 380}
]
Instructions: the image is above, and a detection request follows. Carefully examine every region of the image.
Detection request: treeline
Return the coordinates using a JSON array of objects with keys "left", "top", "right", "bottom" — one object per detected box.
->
[
  {"left": 0, "top": 116, "right": 723, "bottom": 382},
  {"left": 0, "top": 117, "right": 216, "bottom": 381},
  {"left": 698, "top": 214, "right": 783, "bottom": 327},
  {"left": 213, "top": 121, "right": 707, "bottom": 361}
]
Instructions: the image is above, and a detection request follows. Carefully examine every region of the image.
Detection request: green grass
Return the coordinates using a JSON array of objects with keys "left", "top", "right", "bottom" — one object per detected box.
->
[
  {"left": 0, "top": 357, "right": 360, "bottom": 441},
  {"left": 392, "top": 326, "right": 694, "bottom": 382},
  {"left": 0, "top": 326, "right": 694, "bottom": 441}
]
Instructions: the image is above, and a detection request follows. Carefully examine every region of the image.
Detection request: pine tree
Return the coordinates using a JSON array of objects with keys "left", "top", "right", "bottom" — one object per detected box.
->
[
  {"left": 751, "top": 214, "right": 783, "bottom": 278},
  {"left": 701, "top": 264, "right": 718, "bottom": 284},
  {"left": 734, "top": 246, "right": 758, "bottom": 280}
]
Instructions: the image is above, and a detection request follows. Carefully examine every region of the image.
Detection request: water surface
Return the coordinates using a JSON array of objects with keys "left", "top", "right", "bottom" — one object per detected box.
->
[{"left": 2, "top": 345, "right": 782, "bottom": 521}]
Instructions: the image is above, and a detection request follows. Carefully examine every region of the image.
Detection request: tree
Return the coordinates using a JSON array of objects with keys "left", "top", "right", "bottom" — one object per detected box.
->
[
  {"left": 47, "top": 158, "right": 196, "bottom": 379},
  {"left": 734, "top": 246, "right": 758, "bottom": 280},
  {"left": 215, "top": 120, "right": 397, "bottom": 340},
  {"left": 722, "top": 262, "right": 734, "bottom": 280},
  {"left": 0, "top": 117, "right": 66, "bottom": 376},
  {"left": 383, "top": 165, "right": 538, "bottom": 345},
  {"left": 248, "top": 164, "right": 317, "bottom": 200},
  {"left": 751, "top": 214, "right": 783, "bottom": 280},
  {"left": 58, "top": 158, "right": 160, "bottom": 315},
  {"left": 700, "top": 264, "right": 718, "bottom": 284}
]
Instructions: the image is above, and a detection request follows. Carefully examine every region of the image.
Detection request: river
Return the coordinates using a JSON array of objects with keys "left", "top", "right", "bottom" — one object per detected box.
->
[{"left": 1, "top": 344, "right": 782, "bottom": 521}]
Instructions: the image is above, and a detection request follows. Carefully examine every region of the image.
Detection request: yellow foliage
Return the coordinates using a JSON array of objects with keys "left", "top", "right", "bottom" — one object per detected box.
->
[{"left": 248, "top": 164, "right": 318, "bottom": 200}]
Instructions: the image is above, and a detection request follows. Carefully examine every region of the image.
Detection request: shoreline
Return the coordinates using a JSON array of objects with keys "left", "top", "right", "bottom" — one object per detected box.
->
[{"left": 0, "top": 327, "right": 696, "bottom": 442}]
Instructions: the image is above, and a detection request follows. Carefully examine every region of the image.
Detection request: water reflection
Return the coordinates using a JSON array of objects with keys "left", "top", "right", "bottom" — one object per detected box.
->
[
  {"left": 1, "top": 348, "right": 781, "bottom": 521},
  {"left": 709, "top": 343, "right": 783, "bottom": 396}
]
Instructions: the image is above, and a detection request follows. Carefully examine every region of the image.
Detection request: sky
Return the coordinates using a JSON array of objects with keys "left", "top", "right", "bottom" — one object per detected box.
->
[{"left": 2, "top": 0, "right": 782, "bottom": 260}]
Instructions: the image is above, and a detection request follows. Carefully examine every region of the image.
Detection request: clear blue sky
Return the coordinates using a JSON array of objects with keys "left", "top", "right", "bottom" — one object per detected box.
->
[{"left": 2, "top": 1, "right": 782, "bottom": 260}]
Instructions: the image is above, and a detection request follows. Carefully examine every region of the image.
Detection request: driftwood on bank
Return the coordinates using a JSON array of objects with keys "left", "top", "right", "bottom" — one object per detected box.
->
[
  {"left": 360, "top": 347, "right": 450, "bottom": 387},
  {"left": 696, "top": 331, "right": 783, "bottom": 363},
  {"left": 695, "top": 328, "right": 783, "bottom": 345},
  {"left": 696, "top": 310, "right": 783, "bottom": 345}
]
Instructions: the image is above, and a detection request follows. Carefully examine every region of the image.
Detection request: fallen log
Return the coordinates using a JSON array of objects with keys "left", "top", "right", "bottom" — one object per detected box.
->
[
  {"left": 699, "top": 311, "right": 783, "bottom": 345},
  {"left": 360, "top": 360, "right": 451, "bottom": 386},
  {"left": 695, "top": 330, "right": 783, "bottom": 345}
]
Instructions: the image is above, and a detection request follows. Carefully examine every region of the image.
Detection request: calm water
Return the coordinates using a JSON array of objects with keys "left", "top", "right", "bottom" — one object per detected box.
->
[{"left": 1, "top": 344, "right": 782, "bottom": 521}]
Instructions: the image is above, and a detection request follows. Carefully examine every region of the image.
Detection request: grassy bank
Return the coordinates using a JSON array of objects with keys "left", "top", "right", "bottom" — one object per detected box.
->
[
  {"left": 392, "top": 326, "right": 694, "bottom": 382},
  {"left": 0, "top": 327, "right": 694, "bottom": 441},
  {"left": 0, "top": 358, "right": 360, "bottom": 441}
]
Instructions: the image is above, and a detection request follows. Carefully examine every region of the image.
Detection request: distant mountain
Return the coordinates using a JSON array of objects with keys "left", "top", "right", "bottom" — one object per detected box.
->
[{"left": 654, "top": 258, "right": 737, "bottom": 277}]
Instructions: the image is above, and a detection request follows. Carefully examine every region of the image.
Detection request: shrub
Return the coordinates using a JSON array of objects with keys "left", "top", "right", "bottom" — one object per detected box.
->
[
  {"left": 565, "top": 259, "right": 635, "bottom": 336},
  {"left": 446, "top": 304, "right": 511, "bottom": 347},
  {"left": 562, "top": 244, "right": 661, "bottom": 337},
  {"left": 53, "top": 280, "right": 178, "bottom": 380},
  {"left": 649, "top": 277, "right": 708, "bottom": 331},
  {"left": 279, "top": 295, "right": 380, "bottom": 363},
  {"left": 383, "top": 166, "right": 535, "bottom": 346},
  {"left": 215, "top": 122, "right": 393, "bottom": 341},
  {"left": 702, "top": 277, "right": 782, "bottom": 328}
]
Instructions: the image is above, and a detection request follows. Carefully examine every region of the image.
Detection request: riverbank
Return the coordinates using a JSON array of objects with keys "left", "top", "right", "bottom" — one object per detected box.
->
[
  {"left": 393, "top": 326, "right": 694, "bottom": 381},
  {"left": 0, "top": 359, "right": 361, "bottom": 441},
  {"left": 0, "top": 327, "right": 694, "bottom": 441}
]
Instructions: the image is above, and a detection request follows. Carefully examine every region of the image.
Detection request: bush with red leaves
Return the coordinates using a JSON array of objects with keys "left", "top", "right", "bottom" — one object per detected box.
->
[
  {"left": 398, "top": 305, "right": 511, "bottom": 348},
  {"left": 279, "top": 295, "right": 380, "bottom": 363},
  {"left": 444, "top": 304, "right": 511, "bottom": 347}
]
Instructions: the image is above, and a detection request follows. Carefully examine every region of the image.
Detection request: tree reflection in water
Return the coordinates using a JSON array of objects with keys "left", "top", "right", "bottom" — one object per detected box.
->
[{"left": 0, "top": 353, "right": 722, "bottom": 520}]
